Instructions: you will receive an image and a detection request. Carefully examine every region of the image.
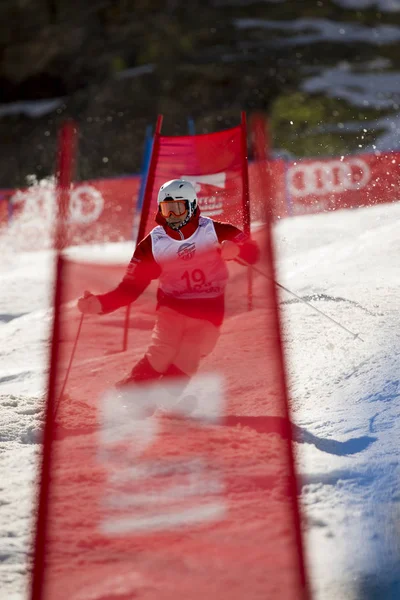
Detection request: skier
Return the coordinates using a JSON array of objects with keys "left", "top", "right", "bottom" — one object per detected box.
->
[{"left": 77, "top": 179, "right": 259, "bottom": 397}]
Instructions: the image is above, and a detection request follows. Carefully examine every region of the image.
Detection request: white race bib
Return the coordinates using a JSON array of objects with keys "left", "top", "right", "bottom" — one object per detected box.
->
[{"left": 150, "top": 217, "right": 229, "bottom": 299}]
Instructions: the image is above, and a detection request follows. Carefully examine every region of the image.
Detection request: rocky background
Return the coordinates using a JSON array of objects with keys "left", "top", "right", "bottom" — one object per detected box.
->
[{"left": 0, "top": 0, "right": 399, "bottom": 187}]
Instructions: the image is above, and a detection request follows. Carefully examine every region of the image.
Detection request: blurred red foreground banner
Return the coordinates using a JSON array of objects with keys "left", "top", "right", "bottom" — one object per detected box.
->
[
  {"left": 32, "top": 235, "right": 309, "bottom": 600},
  {"left": 31, "top": 119, "right": 309, "bottom": 600}
]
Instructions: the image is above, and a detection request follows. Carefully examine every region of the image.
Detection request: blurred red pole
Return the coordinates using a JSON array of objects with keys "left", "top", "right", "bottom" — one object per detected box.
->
[
  {"left": 240, "top": 111, "right": 254, "bottom": 311},
  {"left": 240, "top": 111, "right": 251, "bottom": 236},
  {"left": 249, "top": 113, "right": 273, "bottom": 219},
  {"left": 250, "top": 113, "right": 271, "bottom": 161},
  {"left": 55, "top": 120, "right": 77, "bottom": 251},
  {"left": 31, "top": 120, "right": 77, "bottom": 600},
  {"left": 250, "top": 112, "right": 311, "bottom": 599}
]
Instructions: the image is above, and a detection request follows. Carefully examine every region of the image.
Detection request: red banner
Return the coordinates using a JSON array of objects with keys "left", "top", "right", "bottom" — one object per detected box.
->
[
  {"left": 0, "top": 177, "right": 140, "bottom": 249},
  {"left": 270, "top": 151, "right": 400, "bottom": 217},
  {"left": 139, "top": 125, "right": 248, "bottom": 240},
  {"left": 3, "top": 151, "right": 398, "bottom": 249},
  {"left": 32, "top": 228, "right": 308, "bottom": 599},
  {"left": 67, "top": 177, "right": 140, "bottom": 244}
]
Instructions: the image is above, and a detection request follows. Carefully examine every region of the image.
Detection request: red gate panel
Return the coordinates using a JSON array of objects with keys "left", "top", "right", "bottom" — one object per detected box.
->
[{"left": 32, "top": 230, "right": 308, "bottom": 599}]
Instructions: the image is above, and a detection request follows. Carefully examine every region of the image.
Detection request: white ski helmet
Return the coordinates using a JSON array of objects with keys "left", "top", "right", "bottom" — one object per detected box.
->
[{"left": 157, "top": 179, "right": 198, "bottom": 227}]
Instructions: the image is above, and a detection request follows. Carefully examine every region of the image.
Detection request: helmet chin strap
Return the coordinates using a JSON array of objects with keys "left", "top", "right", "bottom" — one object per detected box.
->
[
  {"left": 167, "top": 221, "right": 182, "bottom": 230},
  {"left": 167, "top": 213, "right": 190, "bottom": 230}
]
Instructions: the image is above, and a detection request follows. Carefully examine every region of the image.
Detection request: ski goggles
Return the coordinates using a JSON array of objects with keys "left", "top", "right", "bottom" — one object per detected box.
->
[{"left": 159, "top": 199, "right": 188, "bottom": 218}]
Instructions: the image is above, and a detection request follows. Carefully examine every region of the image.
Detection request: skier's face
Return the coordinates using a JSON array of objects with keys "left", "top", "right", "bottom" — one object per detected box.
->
[{"left": 160, "top": 199, "right": 189, "bottom": 229}]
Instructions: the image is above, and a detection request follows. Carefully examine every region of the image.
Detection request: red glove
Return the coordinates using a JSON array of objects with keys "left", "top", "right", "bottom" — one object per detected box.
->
[{"left": 220, "top": 240, "right": 240, "bottom": 261}]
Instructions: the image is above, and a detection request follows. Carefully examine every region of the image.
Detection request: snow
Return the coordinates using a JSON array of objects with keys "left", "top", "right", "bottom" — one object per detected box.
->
[
  {"left": 274, "top": 203, "right": 400, "bottom": 598},
  {"left": 1, "top": 200, "right": 400, "bottom": 598},
  {"left": 334, "top": 0, "right": 400, "bottom": 11},
  {"left": 234, "top": 17, "right": 400, "bottom": 46},
  {"left": 234, "top": 13, "right": 400, "bottom": 156},
  {"left": 302, "top": 65, "right": 400, "bottom": 110},
  {"left": 0, "top": 99, "right": 65, "bottom": 119},
  {"left": 219, "top": 0, "right": 400, "bottom": 9}
]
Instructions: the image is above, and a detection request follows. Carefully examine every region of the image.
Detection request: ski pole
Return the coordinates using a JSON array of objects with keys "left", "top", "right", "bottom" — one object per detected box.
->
[
  {"left": 54, "top": 312, "right": 85, "bottom": 418},
  {"left": 235, "top": 258, "right": 364, "bottom": 342}
]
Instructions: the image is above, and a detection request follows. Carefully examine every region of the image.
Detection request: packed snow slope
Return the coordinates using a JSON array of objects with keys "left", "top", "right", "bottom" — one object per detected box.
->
[{"left": 1, "top": 201, "right": 400, "bottom": 599}]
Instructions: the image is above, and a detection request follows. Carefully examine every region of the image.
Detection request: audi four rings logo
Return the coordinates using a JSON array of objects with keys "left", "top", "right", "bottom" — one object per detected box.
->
[
  {"left": 287, "top": 158, "right": 371, "bottom": 197},
  {"left": 69, "top": 185, "right": 104, "bottom": 224},
  {"left": 10, "top": 184, "right": 105, "bottom": 225}
]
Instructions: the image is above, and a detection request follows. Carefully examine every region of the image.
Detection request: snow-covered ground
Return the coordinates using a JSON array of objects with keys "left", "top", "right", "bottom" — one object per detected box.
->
[
  {"left": 1, "top": 200, "right": 400, "bottom": 599},
  {"left": 275, "top": 204, "right": 400, "bottom": 599}
]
